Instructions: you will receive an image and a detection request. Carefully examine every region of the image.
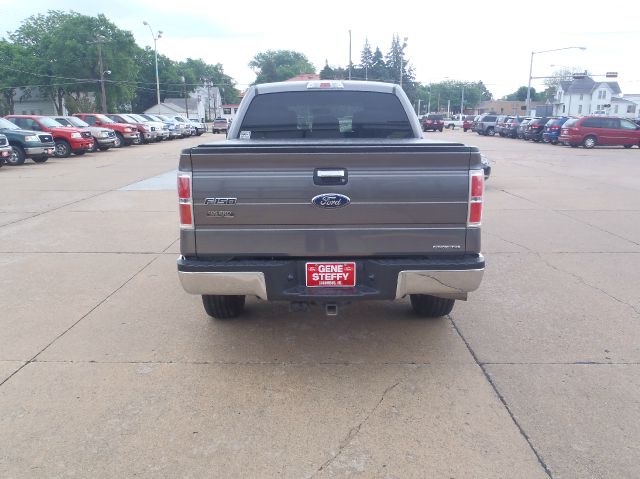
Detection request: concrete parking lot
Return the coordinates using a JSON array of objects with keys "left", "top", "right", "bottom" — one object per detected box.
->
[{"left": 1, "top": 130, "right": 639, "bottom": 478}]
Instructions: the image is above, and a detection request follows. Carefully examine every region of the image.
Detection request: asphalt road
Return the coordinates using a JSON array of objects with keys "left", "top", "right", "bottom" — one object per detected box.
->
[{"left": 1, "top": 130, "right": 639, "bottom": 478}]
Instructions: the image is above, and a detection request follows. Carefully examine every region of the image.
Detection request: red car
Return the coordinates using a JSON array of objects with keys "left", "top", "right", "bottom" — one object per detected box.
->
[
  {"left": 559, "top": 116, "right": 640, "bottom": 148},
  {"left": 421, "top": 114, "right": 444, "bottom": 132},
  {"left": 463, "top": 115, "right": 476, "bottom": 132},
  {"left": 5, "top": 115, "right": 93, "bottom": 157},
  {"left": 73, "top": 113, "right": 140, "bottom": 148}
]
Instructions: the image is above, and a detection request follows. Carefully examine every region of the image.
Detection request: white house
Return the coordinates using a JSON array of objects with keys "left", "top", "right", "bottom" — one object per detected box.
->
[
  {"left": 12, "top": 87, "right": 65, "bottom": 115},
  {"left": 553, "top": 77, "right": 622, "bottom": 117},
  {"left": 143, "top": 86, "right": 222, "bottom": 121}
]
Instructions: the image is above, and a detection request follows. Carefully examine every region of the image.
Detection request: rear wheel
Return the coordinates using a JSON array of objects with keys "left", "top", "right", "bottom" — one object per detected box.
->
[
  {"left": 486, "top": 127, "right": 495, "bottom": 136},
  {"left": 54, "top": 139, "right": 71, "bottom": 158},
  {"left": 583, "top": 135, "right": 597, "bottom": 149},
  {"left": 89, "top": 138, "right": 99, "bottom": 152},
  {"left": 202, "top": 295, "right": 246, "bottom": 319},
  {"left": 7, "top": 145, "right": 26, "bottom": 165},
  {"left": 624, "top": 144, "right": 633, "bottom": 149},
  {"left": 410, "top": 294, "right": 455, "bottom": 318}
]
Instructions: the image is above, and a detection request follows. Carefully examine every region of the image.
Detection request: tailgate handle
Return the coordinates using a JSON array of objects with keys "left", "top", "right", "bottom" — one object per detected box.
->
[{"left": 314, "top": 168, "right": 348, "bottom": 185}]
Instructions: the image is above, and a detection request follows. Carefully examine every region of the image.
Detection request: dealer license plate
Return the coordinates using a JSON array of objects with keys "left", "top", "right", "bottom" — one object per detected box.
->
[{"left": 306, "top": 262, "right": 356, "bottom": 287}]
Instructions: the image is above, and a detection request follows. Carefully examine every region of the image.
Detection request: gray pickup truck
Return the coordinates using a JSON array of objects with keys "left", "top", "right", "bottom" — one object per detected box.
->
[{"left": 177, "top": 80, "right": 485, "bottom": 319}]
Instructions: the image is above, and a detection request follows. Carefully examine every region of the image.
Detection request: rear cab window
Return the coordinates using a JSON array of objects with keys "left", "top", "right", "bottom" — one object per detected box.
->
[{"left": 237, "top": 90, "right": 413, "bottom": 139}]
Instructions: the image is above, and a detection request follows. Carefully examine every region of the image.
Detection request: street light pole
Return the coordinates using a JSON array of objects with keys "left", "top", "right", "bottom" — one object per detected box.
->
[
  {"left": 143, "top": 21, "right": 162, "bottom": 109},
  {"left": 526, "top": 46, "right": 586, "bottom": 115}
]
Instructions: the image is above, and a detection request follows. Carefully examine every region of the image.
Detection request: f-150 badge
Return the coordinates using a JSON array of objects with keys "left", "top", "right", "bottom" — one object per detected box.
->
[
  {"left": 205, "top": 198, "right": 237, "bottom": 205},
  {"left": 312, "top": 193, "right": 350, "bottom": 209}
]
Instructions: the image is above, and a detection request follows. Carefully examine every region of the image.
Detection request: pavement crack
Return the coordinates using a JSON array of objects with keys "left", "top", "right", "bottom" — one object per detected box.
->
[
  {"left": 449, "top": 315, "right": 554, "bottom": 479},
  {"left": 308, "top": 380, "right": 401, "bottom": 478},
  {"left": 536, "top": 253, "right": 640, "bottom": 316},
  {"left": 554, "top": 210, "right": 640, "bottom": 247},
  {"left": 0, "top": 255, "right": 161, "bottom": 389}
]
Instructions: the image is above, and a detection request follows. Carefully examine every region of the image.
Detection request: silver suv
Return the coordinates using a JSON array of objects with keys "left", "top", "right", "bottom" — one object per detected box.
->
[{"left": 475, "top": 114, "right": 498, "bottom": 136}]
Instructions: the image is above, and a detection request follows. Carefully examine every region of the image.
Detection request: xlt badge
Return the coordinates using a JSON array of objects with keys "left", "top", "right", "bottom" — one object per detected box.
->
[
  {"left": 204, "top": 197, "right": 237, "bottom": 205},
  {"left": 207, "top": 210, "right": 234, "bottom": 218}
]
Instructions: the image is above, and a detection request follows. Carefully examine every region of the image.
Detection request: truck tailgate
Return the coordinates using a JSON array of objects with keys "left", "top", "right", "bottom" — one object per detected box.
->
[{"left": 185, "top": 141, "right": 476, "bottom": 257}]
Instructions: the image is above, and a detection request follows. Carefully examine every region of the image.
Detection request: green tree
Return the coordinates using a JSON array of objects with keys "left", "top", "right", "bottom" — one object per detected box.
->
[
  {"left": 359, "top": 38, "right": 374, "bottom": 80},
  {"left": 319, "top": 60, "right": 335, "bottom": 80},
  {"left": 11, "top": 10, "right": 140, "bottom": 113},
  {"left": 503, "top": 86, "right": 541, "bottom": 102},
  {"left": 0, "top": 41, "right": 35, "bottom": 115},
  {"left": 249, "top": 50, "right": 316, "bottom": 84},
  {"left": 369, "top": 47, "right": 387, "bottom": 82}
]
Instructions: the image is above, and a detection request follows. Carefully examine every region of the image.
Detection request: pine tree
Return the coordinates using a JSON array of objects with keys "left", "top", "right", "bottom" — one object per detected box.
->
[{"left": 359, "top": 38, "right": 374, "bottom": 80}]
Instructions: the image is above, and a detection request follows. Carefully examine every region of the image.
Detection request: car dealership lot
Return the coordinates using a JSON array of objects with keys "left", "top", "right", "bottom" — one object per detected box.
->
[{"left": 1, "top": 131, "right": 639, "bottom": 478}]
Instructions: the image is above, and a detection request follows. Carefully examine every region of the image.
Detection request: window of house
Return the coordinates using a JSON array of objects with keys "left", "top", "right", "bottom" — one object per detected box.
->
[
  {"left": 562, "top": 105, "right": 566, "bottom": 113},
  {"left": 578, "top": 105, "right": 582, "bottom": 114},
  {"left": 628, "top": 105, "right": 637, "bottom": 113},
  {"left": 614, "top": 105, "right": 618, "bottom": 113},
  {"left": 223, "top": 107, "right": 231, "bottom": 114},
  {"left": 558, "top": 91, "right": 563, "bottom": 100},
  {"left": 579, "top": 94, "right": 583, "bottom": 100}
]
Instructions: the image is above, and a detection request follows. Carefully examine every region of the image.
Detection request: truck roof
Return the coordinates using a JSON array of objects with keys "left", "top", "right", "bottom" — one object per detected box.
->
[{"left": 253, "top": 80, "right": 401, "bottom": 95}]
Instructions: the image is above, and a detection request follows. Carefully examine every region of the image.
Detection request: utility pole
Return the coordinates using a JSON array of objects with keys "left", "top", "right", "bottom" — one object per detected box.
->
[
  {"left": 182, "top": 76, "right": 189, "bottom": 118},
  {"left": 89, "top": 36, "right": 108, "bottom": 113}
]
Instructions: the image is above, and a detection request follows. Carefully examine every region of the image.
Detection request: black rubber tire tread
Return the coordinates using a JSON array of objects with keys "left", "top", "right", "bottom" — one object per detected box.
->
[
  {"left": 583, "top": 135, "right": 597, "bottom": 149},
  {"left": 98, "top": 146, "right": 110, "bottom": 151},
  {"left": 624, "top": 144, "right": 633, "bottom": 149},
  {"left": 114, "top": 132, "right": 125, "bottom": 148},
  {"left": 202, "top": 295, "right": 246, "bottom": 319},
  {"left": 410, "top": 294, "right": 455, "bottom": 318},
  {"left": 32, "top": 156, "right": 48, "bottom": 163}
]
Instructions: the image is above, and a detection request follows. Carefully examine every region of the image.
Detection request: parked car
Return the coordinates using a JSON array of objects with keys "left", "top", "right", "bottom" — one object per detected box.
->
[
  {"left": 517, "top": 118, "right": 532, "bottom": 139},
  {"left": 5, "top": 115, "right": 93, "bottom": 157},
  {"left": 73, "top": 113, "right": 140, "bottom": 147},
  {"left": 139, "top": 114, "right": 179, "bottom": 139},
  {"left": 481, "top": 154, "right": 491, "bottom": 180},
  {"left": 495, "top": 115, "right": 511, "bottom": 137},
  {"left": 541, "top": 117, "right": 571, "bottom": 144},
  {"left": 524, "top": 117, "right": 551, "bottom": 142},
  {"left": 0, "top": 117, "right": 55, "bottom": 165},
  {"left": 188, "top": 118, "right": 207, "bottom": 135},
  {"left": 503, "top": 117, "right": 526, "bottom": 139},
  {"left": 128, "top": 114, "right": 169, "bottom": 141},
  {"left": 52, "top": 115, "right": 117, "bottom": 152},
  {"left": 170, "top": 115, "right": 194, "bottom": 136},
  {"left": 0, "top": 133, "right": 12, "bottom": 167},
  {"left": 559, "top": 116, "right": 640, "bottom": 148},
  {"left": 421, "top": 114, "right": 444, "bottom": 132},
  {"left": 107, "top": 114, "right": 159, "bottom": 144},
  {"left": 475, "top": 114, "right": 498, "bottom": 136},
  {"left": 463, "top": 115, "right": 475, "bottom": 132},
  {"left": 155, "top": 114, "right": 189, "bottom": 138},
  {"left": 212, "top": 117, "right": 229, "bottom": 134}
]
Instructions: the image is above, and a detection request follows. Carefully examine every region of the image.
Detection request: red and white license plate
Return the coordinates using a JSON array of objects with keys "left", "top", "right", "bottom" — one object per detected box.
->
[{"left": 306, "top": 262, "right": 356, "bottom": 287}]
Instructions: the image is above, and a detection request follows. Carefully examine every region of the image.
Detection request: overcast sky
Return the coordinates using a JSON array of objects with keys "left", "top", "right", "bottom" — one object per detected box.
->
[{"left": 3, "top": 0, "right": 639, "bottom": 98}]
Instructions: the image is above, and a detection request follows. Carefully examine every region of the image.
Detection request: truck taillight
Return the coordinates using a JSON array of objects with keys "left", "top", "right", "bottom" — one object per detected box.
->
[
  {"left": 468, "top": 170, "right": 484, "bottom": 227},
  {"left": 178, "top": 173, "right": 193, "bottom": 229}
]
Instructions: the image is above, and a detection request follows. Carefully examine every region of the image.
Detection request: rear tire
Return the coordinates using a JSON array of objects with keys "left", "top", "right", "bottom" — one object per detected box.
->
[
  {"left": 32, "top": 156, "right": 48, "bottom": 163},
  {"left": 202, "top": 295, "right": 246, "bottom": 319},
  {"left": 486, "top": 127, "right": 495, "bottom": 136},
  {"left": 583, "top": 135, "right": 597, "bottom": 149},
  {"left": 410, "top": 294, "right": 455, "bottom": 318},
  {"left": 90, "top": 138, "right": 99, "bottom": 153},
  {"left": 624, "top": 144, "right": 633, "bottom": 149},
  {"left": 98, "top": 146, "right": 110, "bottom": 151}
]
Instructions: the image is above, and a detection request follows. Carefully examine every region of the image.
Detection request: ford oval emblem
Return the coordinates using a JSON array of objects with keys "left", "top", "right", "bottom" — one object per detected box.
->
[{"left": 312, "top": 193, "right": 351, "bottom": 209}]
